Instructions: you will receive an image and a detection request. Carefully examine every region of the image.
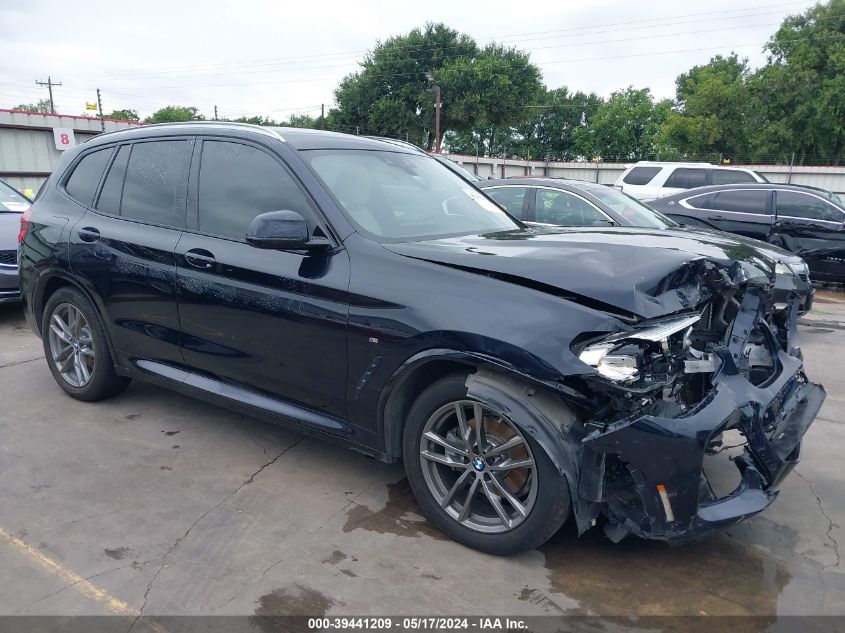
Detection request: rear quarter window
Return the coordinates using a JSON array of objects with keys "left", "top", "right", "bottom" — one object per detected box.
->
[
  {"left": 622, "top": 166, "right": 662, "bottom": 186},
  {"left": 712, "top": 169, "right": 756, "bottom": 185},
  {"left": 64, "top": 148, "right": 113, "bottom": 206}
]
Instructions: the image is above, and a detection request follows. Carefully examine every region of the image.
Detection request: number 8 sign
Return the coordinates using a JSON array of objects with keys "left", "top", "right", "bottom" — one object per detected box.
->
[{"left": 52, "top": 127, "right": 76, "bottom": 151}]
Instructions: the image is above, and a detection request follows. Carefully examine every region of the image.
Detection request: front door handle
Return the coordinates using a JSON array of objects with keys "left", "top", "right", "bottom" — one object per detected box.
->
[
  {"left": 707, "top": 215, "right": 724, "bottom": 221},
  {"left": 78, "top": 227, "right": 100, "bottom": 243},
  {"left": 184, "top": 249, "right": 216, "bottom": 269}
]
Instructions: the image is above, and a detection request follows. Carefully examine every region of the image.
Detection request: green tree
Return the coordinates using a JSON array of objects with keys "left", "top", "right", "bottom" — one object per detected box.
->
[
  {"left": 661, "top": 54, "right": 752, "bottom": 161},
  {"left": 145, "top": 105, "right": 203, "bottom": 124},
  {"left": 284, "top": 113, "right": 318, "bottom": 128},
  {"left": 331, "top": 23, "right": 541, "bottom": 149},
  {"left": 14, "top": 99, "right": 53, "bottom": 113},
  {"left": 574, "top": 87, "right": 669, "bottom": 161},
  {"left": 445, "top": 87, "right": 601, "bottom": 160},
  {"left": 104, "top": 108, "right": 140, "bottom": 121},
  {"left": 232, "top": 115, "right": 279, "bottom": 126},
  {"left": 748, "top": 0, "right": 845, "bottom": 164},
  {"left": 521, "top": 88, "right": 602, "bottom": 160}
]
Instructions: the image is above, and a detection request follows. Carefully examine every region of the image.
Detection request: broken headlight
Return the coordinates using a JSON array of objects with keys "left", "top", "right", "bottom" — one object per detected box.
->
[
  {"left": 578, "top": 314, "right": 701, "bottom": 383},
  {"left": 775, "top": 259, "right": 808, "bottom": 278}
]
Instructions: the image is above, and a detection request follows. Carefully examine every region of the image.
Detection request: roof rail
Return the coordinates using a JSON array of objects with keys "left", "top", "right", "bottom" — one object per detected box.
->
[{"left": 91, "top": 120, "right": 286, "bottom": 142}]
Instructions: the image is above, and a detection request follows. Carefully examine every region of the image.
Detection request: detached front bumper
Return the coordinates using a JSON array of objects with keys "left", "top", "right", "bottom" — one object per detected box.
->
[{"left": 583, "top": 345, "right": 825, "bottom": 545}]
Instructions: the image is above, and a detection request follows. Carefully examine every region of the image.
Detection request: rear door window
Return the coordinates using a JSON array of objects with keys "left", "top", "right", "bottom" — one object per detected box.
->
[
  {"left": 534, "top": 189, "right": 609, "bottom": 226},
  {"left": 663, "top": 168, "right": 708, "bottom": 189},
  {"left": 776, "top": 191, "right": 845, "bottom": 223},
  {"left": 622, "top": 166, "right": 662, "bottom": 186},
  {"left": 484, "top": 187, "right": 527, "bottom": 219},
  {"left": 197, "top": 140, "right": 311, "bottom": 240},
  {"left": 120, "top": 140, "right": 191, "bottom": 227},
  {"left": 64, "top": 148, "right": 113, "bottom": 206},
  {"left": 711, "top": 169, "right": 756, "bottom": 185},
  {"left": 712, "top": 190, "right": 770, "bottom": 214}
]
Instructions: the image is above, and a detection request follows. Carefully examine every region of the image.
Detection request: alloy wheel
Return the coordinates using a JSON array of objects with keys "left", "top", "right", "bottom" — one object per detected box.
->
[
  {"left": 47, "top": 303, "right": 95, "bottom": 388},
  {"left": 419, "top": 400, "right": 537, "bottom": 534}
]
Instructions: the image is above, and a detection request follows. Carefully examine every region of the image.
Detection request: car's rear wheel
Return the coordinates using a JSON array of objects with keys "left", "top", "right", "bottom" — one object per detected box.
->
[
  {"left": 42, "top": 287, "right": 131, "bottom": 401},
  {"left": 403, "top": 373, "right": 570, "bottom": 555}
]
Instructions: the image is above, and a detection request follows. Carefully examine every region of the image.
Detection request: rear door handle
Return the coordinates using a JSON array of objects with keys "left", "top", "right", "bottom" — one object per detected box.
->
[
  {"left": 707, "top": 215, "right": 724, "bottom": 221},
  {"left": 184, "top": 248, "right": 216, "bottom": 269},
  {"left": 78, "top": 227, "right": 100, "bottom": 242}
]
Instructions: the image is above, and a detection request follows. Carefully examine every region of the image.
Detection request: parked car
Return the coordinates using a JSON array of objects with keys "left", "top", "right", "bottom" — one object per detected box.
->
[
  {"left": 19, "top": 123, "right": 823, "bottom": 554},
  {"left": 649, "top": 183, "right": 845, "bottom": 283},
  {"left": 480, "top": 178, "right": 813, "bottom": 312},
  {"left": 0, "top": 179, "right": 31, "bottom": 303},
  {"left": 614, "top": 161, "right": 769, "bottom": 200}
]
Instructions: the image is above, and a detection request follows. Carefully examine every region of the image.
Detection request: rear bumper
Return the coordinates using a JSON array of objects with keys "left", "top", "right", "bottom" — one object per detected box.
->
[{"left": 584, "top": 345, "right": 825, "bottom": 545}]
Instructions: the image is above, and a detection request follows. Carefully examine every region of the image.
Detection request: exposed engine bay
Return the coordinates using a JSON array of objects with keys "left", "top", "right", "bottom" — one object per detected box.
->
[{"left": 561, "top": 266, "right": 825, "bottom": 544}]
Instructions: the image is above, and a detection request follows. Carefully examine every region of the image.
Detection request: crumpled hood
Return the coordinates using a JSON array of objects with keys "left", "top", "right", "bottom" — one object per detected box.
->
[{"left": 384, "top": 226, "right": 780, "bottom": 319}]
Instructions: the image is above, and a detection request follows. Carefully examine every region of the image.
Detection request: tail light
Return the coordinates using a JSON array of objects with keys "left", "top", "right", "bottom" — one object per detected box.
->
[{"left": 18, "top": 208, "right": 31, "bottom": 243}]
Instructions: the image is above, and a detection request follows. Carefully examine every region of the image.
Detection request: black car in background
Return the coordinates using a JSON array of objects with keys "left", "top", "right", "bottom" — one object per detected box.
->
[
  {"left": 18, "top": 123, "right": 823, "bottom": 554},
  {"left": 0, "top": 179, "right": 31, "bottom": 303},
  {"left": 649, "top": 183, "right": 845, "bottom": 283},
  {"left": 480, "top": 178, "right": 813, "bottom": 311}
]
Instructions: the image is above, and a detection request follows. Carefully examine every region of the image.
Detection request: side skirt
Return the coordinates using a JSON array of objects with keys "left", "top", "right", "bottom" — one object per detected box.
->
[{"left": 116, "top": 359, "right": 388, "bottom": 462}]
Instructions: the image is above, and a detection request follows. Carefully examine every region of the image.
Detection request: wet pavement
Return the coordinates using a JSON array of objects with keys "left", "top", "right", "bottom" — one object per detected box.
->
[{"left": 0, "top": 295, "right": 842, "bottom": 623}]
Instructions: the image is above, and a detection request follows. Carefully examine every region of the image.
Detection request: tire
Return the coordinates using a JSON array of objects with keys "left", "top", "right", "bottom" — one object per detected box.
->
[
  {"left": 41, "top": 286, "right": 131, "bottom": 401},
  {"left": 403, "top": 373, "right": 570, "bottom": 555}
]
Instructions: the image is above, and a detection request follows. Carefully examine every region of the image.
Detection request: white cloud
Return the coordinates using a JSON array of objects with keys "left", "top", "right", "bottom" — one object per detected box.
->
[{"left": 0, "top": 0, "right": 813, "bottom": 120}]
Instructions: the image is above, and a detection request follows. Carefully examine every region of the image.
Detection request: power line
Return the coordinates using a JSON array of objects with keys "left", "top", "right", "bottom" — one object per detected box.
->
[
  {"left": 70, "top": 31, "right": 842, "bottom": 92},
  {"left": 58, "top": 1, "right": 813, "bottom": 82}
]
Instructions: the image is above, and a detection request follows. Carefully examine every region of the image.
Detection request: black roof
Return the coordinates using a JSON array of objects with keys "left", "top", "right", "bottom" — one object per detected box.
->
[
  {"left": 656, "top": 182, "right": 837, "bottom": 197},
  {"left": 81, "top": 122, "right": 419, "bottom": 153}
]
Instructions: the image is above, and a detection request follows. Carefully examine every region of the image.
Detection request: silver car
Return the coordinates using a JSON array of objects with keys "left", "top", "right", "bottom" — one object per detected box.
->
[{"left": 0, "top": 180, "right": 31, "bottom": 303}]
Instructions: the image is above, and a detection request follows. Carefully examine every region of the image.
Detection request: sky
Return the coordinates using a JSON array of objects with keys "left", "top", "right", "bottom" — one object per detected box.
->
[{"left": 0, "top": 0, "right": 817, "bottom": 121}]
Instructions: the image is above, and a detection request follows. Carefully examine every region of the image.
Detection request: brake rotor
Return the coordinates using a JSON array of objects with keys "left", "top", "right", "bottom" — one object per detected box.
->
[{"left": 483, "top": 415, "right": 530, "bottom": 494}]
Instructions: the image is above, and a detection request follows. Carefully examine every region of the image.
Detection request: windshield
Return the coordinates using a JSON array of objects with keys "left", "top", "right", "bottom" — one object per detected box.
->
[
  {"left": 303, "top": 150, "right": 519, "bottom": 240},
  {"left": 0, "top": 180, "right": 30, "bottom": 212},
  {"left": 585, "top": 186, "right": 676, "bottom": 228}
]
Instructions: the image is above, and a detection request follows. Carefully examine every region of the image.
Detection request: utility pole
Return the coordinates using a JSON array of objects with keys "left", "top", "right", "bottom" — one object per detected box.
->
[
  {"left": 433, "top": 83, "right": 441, "bottom": 154},
  {"left": 96, "top": 88, "right": 105, "bottom": 132},
  {"left": 214, "top": 105, "right": 218, "bottom": 121},
  {"left": 320, "top": 104, "right": 325, "bottom": 130},
  {"left": 425, "top": 72, "right": 441, "bottom": 154},
  {"left": 35, "top": 76, "right": 62, "bottom": 113}
]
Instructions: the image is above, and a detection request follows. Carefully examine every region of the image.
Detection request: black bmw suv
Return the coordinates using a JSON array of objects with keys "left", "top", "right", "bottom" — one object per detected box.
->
[{"left": 18, "top": 123, "right": 824, "bottom": 554}]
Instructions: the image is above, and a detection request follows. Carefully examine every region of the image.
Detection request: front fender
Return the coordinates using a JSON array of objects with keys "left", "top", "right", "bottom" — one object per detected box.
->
[{"left": 465, "top": 370, "right": 597, "bottom": 534}]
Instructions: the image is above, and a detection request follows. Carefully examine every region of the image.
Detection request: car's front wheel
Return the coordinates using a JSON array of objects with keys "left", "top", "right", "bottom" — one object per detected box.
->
[{"left": 403, "top": 373, "right": 570, "bottom": 555}]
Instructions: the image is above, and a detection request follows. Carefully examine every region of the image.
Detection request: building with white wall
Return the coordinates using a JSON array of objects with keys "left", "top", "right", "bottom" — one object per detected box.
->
[{"left": 0, "top": 109, "right": 142, "bottom": 195}]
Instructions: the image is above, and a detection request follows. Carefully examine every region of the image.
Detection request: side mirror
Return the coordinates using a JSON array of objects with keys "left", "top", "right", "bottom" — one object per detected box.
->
[{"left": 246, "top": 210, "right": 331, "bottom": 252}]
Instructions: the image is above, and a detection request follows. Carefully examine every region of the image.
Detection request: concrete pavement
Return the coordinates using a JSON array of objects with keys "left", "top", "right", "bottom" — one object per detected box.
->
[{"left": 0, "top": 293, "right": 842, "bottom": 622}]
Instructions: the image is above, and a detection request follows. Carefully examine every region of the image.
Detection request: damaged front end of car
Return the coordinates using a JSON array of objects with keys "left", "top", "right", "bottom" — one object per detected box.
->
[{"left": 569, "top": 258, "right": 825, "bottom": 544}]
